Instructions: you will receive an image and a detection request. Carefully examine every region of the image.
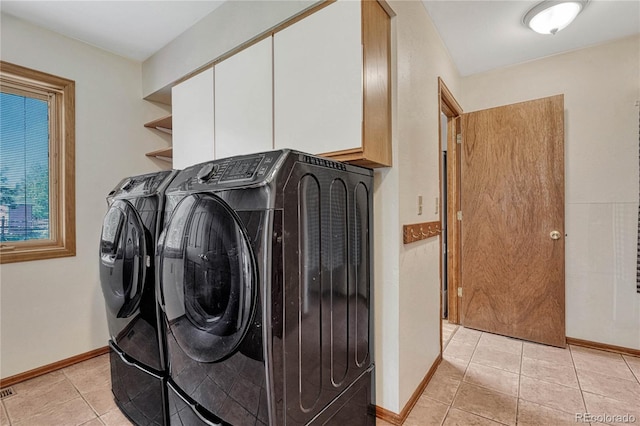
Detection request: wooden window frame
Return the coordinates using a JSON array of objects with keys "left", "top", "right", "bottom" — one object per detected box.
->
[{"left": 0, "top": 61, "right": 75, "bottom": 263}]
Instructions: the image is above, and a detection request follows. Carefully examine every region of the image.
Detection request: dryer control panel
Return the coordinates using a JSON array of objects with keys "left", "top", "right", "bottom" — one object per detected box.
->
[
  {"left": 175, "top": 150, "right": 285, "bottom": 191},
  {"left": 219, "top": 155, "right": 265, "bottom": 183}
]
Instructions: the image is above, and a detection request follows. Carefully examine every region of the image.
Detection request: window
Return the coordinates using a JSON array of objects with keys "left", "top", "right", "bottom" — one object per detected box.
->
[{"left": 0, "top": 61, "right": 75, "bottom": 263}]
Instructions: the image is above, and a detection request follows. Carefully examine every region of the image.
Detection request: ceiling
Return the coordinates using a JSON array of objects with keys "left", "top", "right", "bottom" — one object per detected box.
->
[
  {"left": 1, "top": 0, "right": 638, "bottom": 76},
  {"left": 422, "top": 0, "right": 640, "bottom": 76},
  {"left": 0, "top": 1, "right": 225, "bottom": 61}
]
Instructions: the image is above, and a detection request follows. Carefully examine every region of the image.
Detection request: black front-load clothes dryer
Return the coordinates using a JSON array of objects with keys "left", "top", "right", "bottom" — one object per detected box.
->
[
  {"left": 99, "top": 170, "right": 177, "bottom": 426},
  {"left": 158, "top": 150, "right": 375, "bottom": 426}
]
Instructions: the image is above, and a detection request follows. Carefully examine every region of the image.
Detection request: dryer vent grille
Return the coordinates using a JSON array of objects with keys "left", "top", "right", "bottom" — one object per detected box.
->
[
  {"left": 301, "top": 155, "right": 347, "bottom": 171},
  {"left": 0, "top": 387, "right": 15, "bottom": 399}
]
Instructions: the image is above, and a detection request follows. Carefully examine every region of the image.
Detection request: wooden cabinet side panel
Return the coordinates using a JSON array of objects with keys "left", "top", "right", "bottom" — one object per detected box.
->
[{"left": 362, "top": 0, "right": 392, "bottom": 167}]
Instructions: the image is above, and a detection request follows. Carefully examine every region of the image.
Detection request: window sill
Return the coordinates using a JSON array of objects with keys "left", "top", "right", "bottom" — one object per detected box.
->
[{"left": 0, "top": 240, "right": 75, "bottom": 263}]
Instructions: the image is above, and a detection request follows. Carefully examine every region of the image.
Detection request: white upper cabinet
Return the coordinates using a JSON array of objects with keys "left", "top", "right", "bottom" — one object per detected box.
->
[
  {"left": 215, "top": 37, "right": 273, "bottom": 159},
  {"left": 172, "top": 68, "right": 215, "bottom": 169},
  {"left": 166, "top": 0, "right": 391, "bottom": 168},
  {"left": 274, "top": 0, "right": 363, "bottom": 155}
]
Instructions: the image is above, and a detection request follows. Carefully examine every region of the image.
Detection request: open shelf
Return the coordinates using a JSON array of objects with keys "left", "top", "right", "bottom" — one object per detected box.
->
[
  {"left": 145, "top": 147, "right": 173, "bottom": 163},
  {"left": 144, "top": 115, "right": 172, "bottom": 163},
  {"left": 144, "top": 115, "right": 172, "bottom": 134}
]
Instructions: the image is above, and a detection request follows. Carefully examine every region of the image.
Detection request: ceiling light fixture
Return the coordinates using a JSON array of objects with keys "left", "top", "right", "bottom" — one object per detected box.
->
[{"left": 523, "top": 0, "right": 589, "bottom": 35}]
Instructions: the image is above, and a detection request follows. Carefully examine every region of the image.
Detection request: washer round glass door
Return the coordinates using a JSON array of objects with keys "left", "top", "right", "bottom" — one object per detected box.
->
[
  {"left": 99, "top": 199, "right": 147, "bottom": 319},
  {"left": 159, "top": 193, "right": 256, "bottom": 363}
]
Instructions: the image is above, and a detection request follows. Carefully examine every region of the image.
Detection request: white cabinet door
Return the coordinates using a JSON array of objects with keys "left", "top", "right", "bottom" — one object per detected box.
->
[
  {"left": 215, "top": 37, "right": 273, "bottom": 159},
  {"left": 274, "top": 0, "right": 362, "bottom": 155},
  {"left": 172, "top": 68, "right": 214, "bottom": 169}
]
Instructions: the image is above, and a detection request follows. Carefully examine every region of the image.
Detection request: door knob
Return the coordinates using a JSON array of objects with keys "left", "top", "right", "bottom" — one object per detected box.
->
[{"left": 550, "top": 230, "right": 561, "bottom": 240}]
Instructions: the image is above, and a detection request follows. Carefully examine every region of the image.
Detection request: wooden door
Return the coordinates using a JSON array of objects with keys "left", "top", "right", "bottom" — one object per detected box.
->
[{"left": 460, "top": 95, "right": 565, "bottom": 347}]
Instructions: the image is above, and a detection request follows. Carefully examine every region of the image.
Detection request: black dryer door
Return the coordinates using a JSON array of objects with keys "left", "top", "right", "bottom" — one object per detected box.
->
[
  {"left": 159, "top": 193, "right": 256, "bottom": 364},
  {"left": 100, "top": 199, "right": 147, "bottom": 320}
]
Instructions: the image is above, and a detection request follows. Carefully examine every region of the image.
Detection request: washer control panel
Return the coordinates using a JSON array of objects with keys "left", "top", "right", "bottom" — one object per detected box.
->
[{"left": 109, "top": 170, "right": 175, "bottom": 200}]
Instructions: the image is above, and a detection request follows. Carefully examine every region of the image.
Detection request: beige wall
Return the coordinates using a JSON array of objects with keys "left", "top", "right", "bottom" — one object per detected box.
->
[
  {"left": 0, "top": 13, "right": 170, "bottom": 378},
  {"left": 461, "top": 35, "right": 640, "bottom": 350},
  {"left": 390, "top": 0, "right": 461, "bottom": 410}
]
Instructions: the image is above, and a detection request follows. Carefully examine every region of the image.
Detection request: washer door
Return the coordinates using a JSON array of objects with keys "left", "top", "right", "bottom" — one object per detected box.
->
[
  {"left": 99, "top": 199, "right": 147, "bottom": 319},
  {"left": 159, "top": 193, "right": 256, "bottom": 363}
]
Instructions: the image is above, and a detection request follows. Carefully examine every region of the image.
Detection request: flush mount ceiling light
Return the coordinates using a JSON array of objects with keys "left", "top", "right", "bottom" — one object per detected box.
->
[{"left": 523, "top": 0, "right": 589, "bottom": 35}]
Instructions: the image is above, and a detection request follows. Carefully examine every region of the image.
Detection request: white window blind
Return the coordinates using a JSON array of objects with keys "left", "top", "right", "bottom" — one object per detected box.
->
[{"left": 0, "top": 91, "right": 51, "bottom": 242}]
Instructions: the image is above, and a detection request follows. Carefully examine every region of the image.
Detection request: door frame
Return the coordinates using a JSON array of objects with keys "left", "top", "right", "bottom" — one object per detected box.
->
[{"left": 438, "top": 78, "right": 463, "bottom": 330}]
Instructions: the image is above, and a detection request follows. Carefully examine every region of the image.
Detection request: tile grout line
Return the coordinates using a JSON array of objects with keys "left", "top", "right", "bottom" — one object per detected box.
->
[
  {"left": 439, "top": 327, "right": 480, "bottom": 425},
  {"left": 3, "top": 392, "right": 17, "bottom": 425},
  {"left": 64, "top": 354, "right": 124, "bottom": 424},
  {"left": 517, "top": 357, "right": 582, "bottom": 390},
  {"left": 442, "top": 322, "right": 459, "bottom": 351},
  {"left": 571, "top": 345, "right": 640, "bottom": 407},
  {"left": 464, "top": 333, "right": 588, "bottom": 423},
  {"left": 446, "top": 330, "right": 514, "bottom": 426},
  {"left": 621, "top": 356, "right": 640, "bottom": 385},
  {"left": 60, "top": 367, "right": 104, "bottom": 425},
  {"left": 569, "top": 345, "right": 589, "bottom": 420},
  {"left": 437, "top": 396, "right": 451, "bottom": 426},
  {"left": 1, "top": 399, "right": 10, "bottom": 426},
  {"left": 2, "top": 373, "right": 81, "bottom": 426},
  {"left": 572, "top": 352, "right": 640, "bottom": 412},
  {"left": 516, "top": 345, "right": 591, "bottom": 418},
  {"left": 515, "top": 340, "right": 523, "bottom": 425}
]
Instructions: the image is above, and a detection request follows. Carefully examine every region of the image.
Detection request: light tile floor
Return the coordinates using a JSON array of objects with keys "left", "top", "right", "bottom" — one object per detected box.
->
[
  {"left": 379, "top": 324, "right": 640, "bottom": 426},
  {"left": 1, "top": 327, "right": 639, "bottom": 425},
  {"left": 0, "top": 354, "right": 132, "bottom": 426}
]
